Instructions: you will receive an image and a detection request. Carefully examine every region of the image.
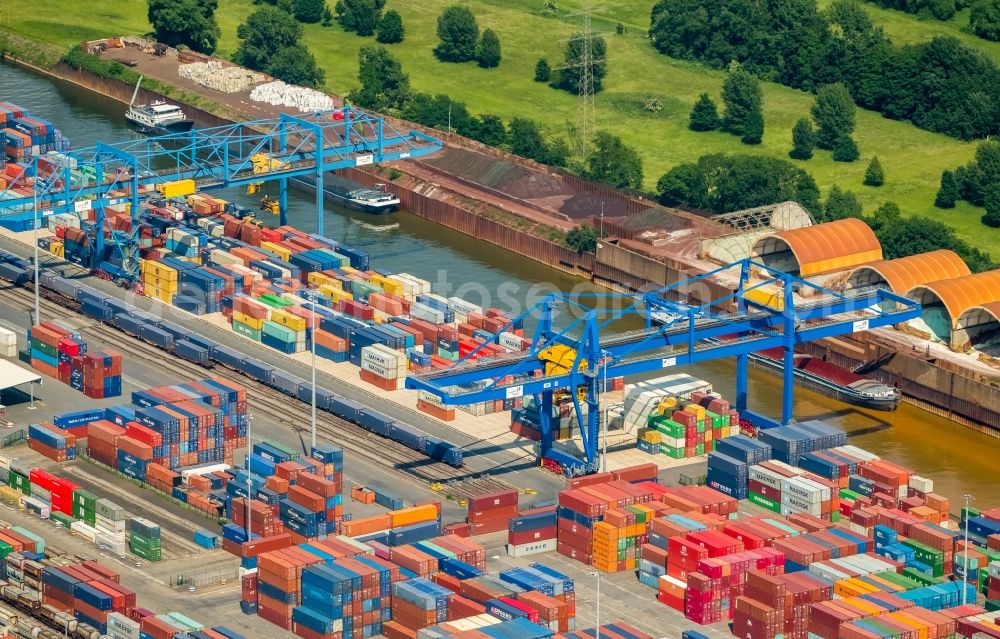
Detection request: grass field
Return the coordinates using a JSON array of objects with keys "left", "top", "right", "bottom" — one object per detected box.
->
[{"left": 3, "top": 0, "right": 1000, "bottom": 252}]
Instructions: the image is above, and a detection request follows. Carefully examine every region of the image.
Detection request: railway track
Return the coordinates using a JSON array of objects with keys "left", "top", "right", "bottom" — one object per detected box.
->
[{"left": 0, "top": 284, "right": 515, "bottom": 500}]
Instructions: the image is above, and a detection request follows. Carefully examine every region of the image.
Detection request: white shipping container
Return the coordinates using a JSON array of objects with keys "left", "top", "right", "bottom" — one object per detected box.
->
[
  {"left": 0, "top": 326, "right": 16, "bottom": 347},
  {"left": 181, "top": 463, "right": 231, "bottom": 480},
  {"left": 448, "top": 297, "right": 482, "bottom": 316},
  {"left": 835, "top": 445, "right": 880, "bottom": 462},
  {"left": 909, "top": 475, "right": 934, "bottom": 494},
  {"left": 781, "top": 476, "right": 827, "bottom": 503},
  {"left": 780, "top": 498, "right": 822, "bottom": 517},
  {"left": 394, "top": 273, "right": 432, "bottom": 295},
  {"left": 362, "top": 344, "right": 407, "bottom": 368},
  {"left": 70, "top": 521, "right": 97, "bottom": 542},
  {"left": 361, "top": 359, "right": 406, "bottom": 379},
  {"left": 768, "top": 459, "right": 804, "bottom": 475},
  {"left": 418, "top": 390, "right": 445, "bottom": 408},
  {"left": 409, "top": 302, "right": 446, "bottom": 324},
  {"left": 808, "top": 563, "right": 849, "bottom": 582},
  {"left": 498, "top": 332, "right": 526, "bottom": 351},
  {"left": 506, "top": 539, "right": 557, "bottom": 558},
  {"left": 989, "top": 560, "right": 1000, "bottom": 579},
  {"left": 749, "top": 466, "right": 784, "bottom": 490}
]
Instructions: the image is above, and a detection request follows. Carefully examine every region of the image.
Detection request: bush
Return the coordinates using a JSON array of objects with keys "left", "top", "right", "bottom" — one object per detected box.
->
[
  {"left": 831, "top": 136, "right": 860, "bottom": 162},
  {"left": 565, "top": 224, "right": 599, "bottom": 252},
  {"left": 476, "top": 28, "right": 501, "bottom": 68},
  {"left": 434, "top": 5, "right": 479, "bottom": 62},
  {"left": 790, "top": 118, "right": 816, "bottom": 160},
  {"left": 334, "top": 0, "right": 385, "bottom": 36},
  {"left": 823, "top": 184, "right": 862, "bottom": 221},
  {"left": 970, "top": 0, "right": 1000, "bottom": 41},
  {"left": 935, "top": 170, "right": 959, "bottom": 208},
  {"left": 534, "top": 58, "right": 551, "bottom": 82},
  {"left": 292, "top": 0, "right": 326, "bottom": 23},
  {"left": 864, "top": 156, "right": 885, "bottom": 187},
  {"left": 688, "top": 93, "right": 720, "bottom": 131},
  {"left": 376, "top": 9, "right": 404, "bottom": 43}
]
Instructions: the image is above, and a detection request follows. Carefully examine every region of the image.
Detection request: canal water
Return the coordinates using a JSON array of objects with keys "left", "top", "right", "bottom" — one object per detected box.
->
[{"left": 4, "top": 61, "right": 998, "bottom": 507}]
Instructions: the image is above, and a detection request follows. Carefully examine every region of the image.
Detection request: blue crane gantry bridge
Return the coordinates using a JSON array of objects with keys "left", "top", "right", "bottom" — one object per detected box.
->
[
  {"left": 0, "top": 108, "right": 442, "bottom": 281},
  {"left": 406, "top": 260, "right": 921, "bottom": 475}
]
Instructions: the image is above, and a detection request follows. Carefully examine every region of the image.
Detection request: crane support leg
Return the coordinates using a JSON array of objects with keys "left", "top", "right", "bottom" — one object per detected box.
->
[
  {"left": 782, "top": 279, "right": 795, "bottom": 425},
  {"left": 736, "top": 352, "right": 749, "bottom": 414},
  {"left": 279, "top": 177, "right": 288, "bottom": 226},
  {"left": 539, "top": 390, "right": 554, "bottom": 459}
]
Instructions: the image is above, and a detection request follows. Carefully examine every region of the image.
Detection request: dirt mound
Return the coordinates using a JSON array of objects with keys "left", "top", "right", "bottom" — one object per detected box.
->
[{"left": 424, "top": 148, "right": 573, "bottom": 200}]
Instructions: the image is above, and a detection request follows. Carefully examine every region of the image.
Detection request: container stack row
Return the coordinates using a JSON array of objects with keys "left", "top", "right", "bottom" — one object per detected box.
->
[
  {"left": 2, "top": 461, "right": 157, "bottom": 559},
  {"left": 26, "top": 321, "right": 122, "bottom": 399},
  {"left": 0, "top": 101, "right": 70, "bottom": 171},
  {"left": 54, "top": 376, "right": 248, "bottom": 476},
  {"left": 242, "top": 529, "right": 599, "bottom": 639},
  {"left": 27, "top": 422, "right": 76, "bottom": 462},
  {"left": 29, "top": 264, "right": 468, "bottom": 467}
]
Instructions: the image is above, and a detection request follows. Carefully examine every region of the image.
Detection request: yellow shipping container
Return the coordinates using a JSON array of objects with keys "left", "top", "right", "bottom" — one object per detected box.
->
[
  {"left": 48, "top": 242, "right": 64, "bottom": 258},
  {"left": 369, "top": 274, "right": 403, "bottom": 296},
  {"left": 271, "top": 308, "right": 307, "bottom": 332},
  {"left": 155, "top": 179, "right": 196, "bottom": 198},
  {"left": 145, "top": 285, "right": 174, "bottom": 304},
  {"left": 308, "top": 272, "right": 340, "bottom": 289},
  {"left": 141, "top": 260, "right": 178, "bottom": 281},
  {"left": 888, "top": 613, "right": 927, "bottom": 639},
  {"left": 261, "top": 241, "right": 291, "bottom": 262},
  {"left": 319, "top": 284, "right": 353, "bottom": 304},
  {"left": 389, "top": 504, "right": 438, "bottom": 528},
  {"left": 232, "top": 311, "right": 265, "bottom": 331},
  {"left": 142, "top": 273, "right": 178, "bottom": 292}
]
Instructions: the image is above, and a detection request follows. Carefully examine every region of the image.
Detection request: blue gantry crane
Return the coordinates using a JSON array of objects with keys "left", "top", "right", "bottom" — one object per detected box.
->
[
  {"left": 0, "top": 108, "right": 441, "bottom": 283},
  {"left": 406, "top": 259, "right": 921, "bottom": 475}
]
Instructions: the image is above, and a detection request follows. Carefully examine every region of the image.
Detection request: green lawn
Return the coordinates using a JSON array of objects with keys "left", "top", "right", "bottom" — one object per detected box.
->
[{"left": 4, "top": 0, "right": 1000, "bottom": 252}]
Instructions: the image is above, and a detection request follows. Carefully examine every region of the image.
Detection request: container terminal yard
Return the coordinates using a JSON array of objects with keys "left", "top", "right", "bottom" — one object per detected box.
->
[{"left": 1, "top": 52, "right": 1000, "bottom": 639}]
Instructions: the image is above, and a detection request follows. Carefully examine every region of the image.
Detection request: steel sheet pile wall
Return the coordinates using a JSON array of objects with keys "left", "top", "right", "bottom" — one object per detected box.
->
[{"left": 26, "top": 321, "right": 122, "bottom": 399}]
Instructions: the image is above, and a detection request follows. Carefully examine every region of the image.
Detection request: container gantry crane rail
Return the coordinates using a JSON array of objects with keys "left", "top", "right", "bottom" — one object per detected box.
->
[{"left": 406, "top": 259, "right": 920, "bottom": 476}]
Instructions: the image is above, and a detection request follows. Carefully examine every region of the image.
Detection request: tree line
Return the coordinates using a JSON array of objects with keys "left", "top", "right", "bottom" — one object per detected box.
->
[
  {"left": 649, "top": 0, "right": 1000, "bottom": 140},
  {"left": 868, "top": 0, "right": 1000, "bottom": 44}
]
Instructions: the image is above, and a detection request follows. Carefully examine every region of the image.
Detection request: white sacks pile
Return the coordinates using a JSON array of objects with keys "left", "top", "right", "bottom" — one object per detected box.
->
[
  {"left": 178, "top": 61, "right": 267, "bottom": 94},
  {"left": 249, "top": 81, "right": 334, "bottom": 112}
]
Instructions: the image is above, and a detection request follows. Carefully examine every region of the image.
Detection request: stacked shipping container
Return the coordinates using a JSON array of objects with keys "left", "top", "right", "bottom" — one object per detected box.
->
[{"left": 26, "top": 322, "right": 122, "bottom": 398}]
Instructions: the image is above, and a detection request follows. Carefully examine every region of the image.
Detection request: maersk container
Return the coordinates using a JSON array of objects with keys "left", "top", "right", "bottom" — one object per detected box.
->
[{"left": 174, "top": 340, "right": 210, "bottom": 366}]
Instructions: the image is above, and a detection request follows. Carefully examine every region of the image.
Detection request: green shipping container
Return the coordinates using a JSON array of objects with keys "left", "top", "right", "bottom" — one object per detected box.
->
[
  {"left": 694, "top": 443, "right": 705, "bottom": 456},
  {"left": 232, "top": 321, "right": 262, "bottom": 341},
  {"left": 266, "top": 440, "right": 300, "bottom": 461},
  {"left": 830, "top": 511, "right": 840, "bottom": 523},
  {"left": 11, "top": 526, "right": 43, "bottom": 554},
  {"left": 985, "top": 600, "right": 1000, "bottom": 612},
  {"left": 51, "top": 511, "right": 76, "bottom": 528},
  {"left": 704, "top": 410, "right": 724, "bottom": 428},
  {"left": 8, "top": 471, "right": 29, "bottom": 495},
  {"left": 256, "top": 294, "right": 292, "bottom": 309},
  {"left": 748, "top": 492, "right": 781, "bottom": 513},
  {"left": 262, "top": 321, "right": 297, "bottom": 342},
  {"left": 0, "top": 541, "right": 12, "bottom": 560},
  {"left": 901, "top": 539, "right": 944, "bottom": 574},
  {"left": 30, "top": 340, "right": 57, "bottom": 358},
  {"left": 130, "top": 544, "right": 162, "bottom": 561},
  {"left": 901, "top": 567, "right": 942, "bottom": 586},
  {"left": 659, "top": 444, "right": 684, "bottom": 459},
  {"left": 129, "top": 533, "right": 162, "bottom": 551},
  {"left": 73, "top": 489, "right": 98, "bottom": 509},
  {"left": 651, "top": 418, "right": 685, "bottom": 439}
]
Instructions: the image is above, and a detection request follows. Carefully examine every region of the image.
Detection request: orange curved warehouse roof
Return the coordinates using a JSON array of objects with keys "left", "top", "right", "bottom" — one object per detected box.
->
[
  {"left": 956, "top": 301, "right": 1000, "bottom": 325},
  {"left": 768, "top": 218, "right": 883, "bottom": 276},
  {"left": 908, "top": 269, "right": 1000, "bottom": 324},
  {"left": 848, "top": 250, "right": 971, "bottom": 294}
]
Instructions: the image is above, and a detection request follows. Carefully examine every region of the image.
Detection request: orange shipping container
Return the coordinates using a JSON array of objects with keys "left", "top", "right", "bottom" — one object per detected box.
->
[{"left": 390, "top": 504, "right": 439, "bottom": 528}]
